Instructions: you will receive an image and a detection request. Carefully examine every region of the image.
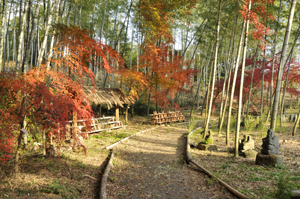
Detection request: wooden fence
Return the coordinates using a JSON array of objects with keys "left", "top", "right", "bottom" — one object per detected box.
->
[{"left": 150, "top": 111, "right": 185, "bottom": 125}]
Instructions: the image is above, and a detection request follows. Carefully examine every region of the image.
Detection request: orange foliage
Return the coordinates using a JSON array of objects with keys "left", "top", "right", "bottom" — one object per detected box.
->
[
  {"left": 0, "top": 25, "right": 128, "bottom": 162},
  {"left": 140, "top": 42, "right": 197, "bottom": 108},
  {"left": 239, "top": 0, "right": 274, "bottom": 49}
]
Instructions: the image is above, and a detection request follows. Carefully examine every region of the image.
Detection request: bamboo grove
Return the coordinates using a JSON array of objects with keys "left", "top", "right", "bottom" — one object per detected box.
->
[{"left": 1, "top": 0, "right": 300, "bottom": 163}]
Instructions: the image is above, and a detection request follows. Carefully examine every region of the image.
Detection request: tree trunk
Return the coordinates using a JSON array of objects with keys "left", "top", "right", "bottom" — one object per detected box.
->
[
  {"left": 46, "top": 0, "right": 61, "bottom": 69},
  {"left": 16, "top": 0, "right": 30, "bottom": 72},
  {"left": 99, "top": 0, "right": 108, "bottom": 43},
  {"left": 280, "top": 24, "right": 300, "bottom": 120},
  {"left": 147, "top": 93, "right": 151, "bottom": 115},
  {"left": 43, "top": 130, "right": 46, "bottom": 156},
  {"left": 226, "top": 21, "right": 245, "bottom": 146},
  {"left": 270, "top": 0, "right": 296, "bottom": 130},
  {"left": 235, "top": 0, "right": 251, "bottom": 157},
  {"left": 12, "top": 6, "right": 17, "bottom": 70},
  {"left": 125, "top": 104, "right": 129, "bottom": 124},
  {"left": 260, "top": 50, "right": 266, "bottom": 118},
  {"left": 203, "top": 0, "right": 221, "bottom": 138},
  {"left": 114, "top": 0, "right": 133, "bottom": 49},
  {"left": 270, "top": 0, "right": 283, "bottom": 107},
  {"left": 0, "top": 0, "right": 7, "bottom": 71},
  {"left": 37, "top": 0, "right": 58, "bottom": 68},
  {"left": 129, "top": 29, "right": 134, "bottom": 69},
  {"left": 218, "top": 14, "right": 238, "bottom": 134},
  {"left": 22, "top": 0, "right": 41, "bottom": 72},
  {"left": 292, "top": 109, "right": 300, "bottom": 136},
  {"left": 66, "top": 0, "right": 73, "bottom": 26},
  {"left": 246, "top": 46, "right": 259, "bottom": 118}
]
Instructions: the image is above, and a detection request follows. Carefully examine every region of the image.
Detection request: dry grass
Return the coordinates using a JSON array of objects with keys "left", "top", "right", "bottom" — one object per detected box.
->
[
  {"left": 189, "top": 110, "right": 300, "bottom": 199},
  {"left": 1, "top": 108, "right": 300, "bottom": 199},
  {"left": 0, "top": 115, "right": 151, "bottom": 198}
]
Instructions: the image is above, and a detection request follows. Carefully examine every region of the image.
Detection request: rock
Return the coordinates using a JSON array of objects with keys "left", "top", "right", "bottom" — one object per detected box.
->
[
  {"left": 46, "top": 145, "right": 56, "bottom": 157},
  {"left": 291, "top": 190, "right": 300, "bottom": 199},
  {"left": 240, "top": 118, "right": 246, "bottom": 129},
  {"left": 196, "top": 143, "right": 218, "bottom": 151},
  {"left": 283, "top": 108, "right": 287, "bottom": 117},
  {"left": 289, "top": 114, "right": 297, "bottom": 122},
  {"left": 256, "top": 129, "right": 284, "bottom": 167},
  {"left": 204, "top": 130, "right": 213, "bottom": 145},
  {"left": 239, "top": 135, "right": 255, "bottom": 152},
  {"left": 261, "top": 129, "right": 280, "bottom": 155},
  {"left": 243, "top": 149, "right": 257, "bottom": 159},
  {"left": 255, "top": 152, "right": 284, "bottom": 167},
  {"left": 282, "top": 115, "right": 286, "bottom": 122}
]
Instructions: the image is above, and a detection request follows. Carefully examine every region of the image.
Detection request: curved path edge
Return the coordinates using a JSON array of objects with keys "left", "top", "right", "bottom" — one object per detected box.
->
[
  {"left": 100, "top": 149, "right": 115, "bottom": 199},
  {"left": 186, "top": 128, "right": 251, "bottom": 199}
]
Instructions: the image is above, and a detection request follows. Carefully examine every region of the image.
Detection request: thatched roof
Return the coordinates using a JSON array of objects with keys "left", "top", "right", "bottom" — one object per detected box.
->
[{"left": 83, "top": 87, "right": 135, "bottom": 109}]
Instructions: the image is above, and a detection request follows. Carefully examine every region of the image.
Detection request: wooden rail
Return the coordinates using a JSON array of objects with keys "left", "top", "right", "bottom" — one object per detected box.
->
[
  {"left": 150, "top": 111, "right": 185, "bottom": 125},
  {"left": 67, "top": 117, "right": 124, "bottom": 134}
]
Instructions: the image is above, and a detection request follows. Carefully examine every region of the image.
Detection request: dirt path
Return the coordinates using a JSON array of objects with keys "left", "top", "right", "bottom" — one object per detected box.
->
[{"left": 106, "top": 125, "right": 237, "bottom": 199}]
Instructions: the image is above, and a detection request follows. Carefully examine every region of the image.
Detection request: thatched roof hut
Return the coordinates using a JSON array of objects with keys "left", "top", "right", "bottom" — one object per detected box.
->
[{"left": 83, "top": 87, "right": 135, "bottom": 109}]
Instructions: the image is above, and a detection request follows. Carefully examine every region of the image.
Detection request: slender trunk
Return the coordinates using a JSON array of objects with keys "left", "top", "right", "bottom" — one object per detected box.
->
[
  {"left": 37, "top": 0, "right": 58, "bottom": 68},
  {"left": 281, "top": 55, "right": 294, "bottom": 116},
  {"left": 202, "top": 47, "right": 213, "bottom": 116},
  {"left": 0, "top": 0, "right": 7, "bottom": 70},
  {"left": 270, "top": 0, "right": 283, "bottom": 107},
  {"left": 99, "top": 0, "right": 108, "bottom": 42},
  {"left": 182, "top": 19, "right": 207, "bottom": 59},
  {"left": 246, "top": 46, "right": 259, "bottom": 118},
  {"left": 204, "top": 0, "right": 221, "bottom": 137},
  {"left": 122, "top": 18, "right": 130, "bottom": 57},
  {"left": 190, "top": 64, "right": 204, "bottom": 118},
  {"left": 17, "top": 0, "right": 23, "bottom": 57},
  {"left": 4, "top": 2, "right": 13, "bottom": 71},
  {"left": 66, "top": 0, "right": 73, "bottom": 26},
  {"left": 235, "top": 0, "right": 251, "bottom": 157},
  {"left": 260, "top": 50, "right": 266, "bottom": 118},
  {"left": 114, "top": 0, "right": 133, "bottom": 49},
  {"left": 205, "top": 59, "right": 213, "bottom": 117},
  {"left": 147, "top": 93, "right": 151, "bottom": 115},
  {"left": 78, "top": 5, "right": 82, "bottom": 27},
  {"left": 125, "top": 104, "right": 129, "bottom": 124},
  {"left": 292, "top": 109, "right": 300, "bottom": 136},
  {"left": 226, "top": 21, "right": 245, "bottom": 146},
  {"left": 280, "top": 24, "right": 300, "bottom": 119},
  {"left": 21, "top": 0, "right": 32, "bottom": 73},
  {"left": 16, "top": 0, "right": 30, "bottom": 71},
  {"left": 129, "top": 29, "right": 134, "bottom": 69},
  {"left": 22, "top": 0, "right": 41, "bottom": 72},
  {"left": 218, "top": 15, "right": 238, "bottom": 134},
  {"left": 46, "top": 0, "right": 61, "bottom": 69},
  {"left": 12, "top": 5, "right": 17, "bottom": 70},
  {"left": 270, "top": 0, "right": 296, "bottom": 130}
]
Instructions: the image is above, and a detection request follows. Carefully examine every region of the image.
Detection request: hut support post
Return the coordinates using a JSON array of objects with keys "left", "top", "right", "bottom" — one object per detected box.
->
[
  {"left": 73, "top": 112, "right": 77, "bottom": 135},
  {"left": 43, "top": 130, "right": 46, "bottom": 156},
  {"left": 125, "top": 104, "right": 129, "bottom": 124},
  {"left": 116, "top": 105, "right": 119, "bottom": 121}
]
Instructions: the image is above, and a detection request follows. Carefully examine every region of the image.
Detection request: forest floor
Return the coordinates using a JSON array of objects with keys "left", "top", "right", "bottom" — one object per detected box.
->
[
  {"left": 106, "top": 124, "right": 236, "bottom": 199},
  {"left": 0, "top": 109, "right": 300, "bottom": 198},
  {"left": 189, "top": 108, "right": 300, "bottom": 199}
]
